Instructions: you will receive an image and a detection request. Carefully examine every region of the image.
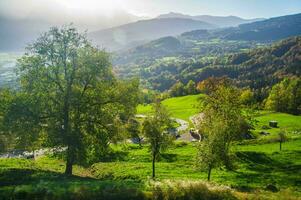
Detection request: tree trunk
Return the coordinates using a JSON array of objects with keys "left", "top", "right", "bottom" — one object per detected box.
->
[
  {"left": 207, "top": 166, "right": 212, "bottom": 181},
  {"left": 279, "top": 141, "right": 282, "bottom": 151},
  {"left": 152, "top": 152, "right": 156, "bottom": 179},
  {"left": 33, "top": 150, "right": 35, "bottom": 160},
  {"left": 65, "top": 146, "right": 74, "bottom": 175}
]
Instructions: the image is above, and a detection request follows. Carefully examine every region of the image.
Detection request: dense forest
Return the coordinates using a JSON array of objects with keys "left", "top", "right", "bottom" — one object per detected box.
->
[
  {"left": 114, "top": 13, "right": 301, "bottom": 96},
  {"left": 115, "top": 36, "right": 301, "bottom": 100}
]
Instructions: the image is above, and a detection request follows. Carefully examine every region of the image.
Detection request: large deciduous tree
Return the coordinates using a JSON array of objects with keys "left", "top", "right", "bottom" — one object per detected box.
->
[{"left": 17, "top": 26, "right": 139, "bottom": 174}]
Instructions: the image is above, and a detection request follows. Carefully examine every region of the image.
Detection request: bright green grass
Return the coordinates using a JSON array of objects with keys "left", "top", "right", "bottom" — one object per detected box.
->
[
  {"left": 137, "top": 94, "right": 203, "bottom": 121},
  {"left": 1, "top": 139, "right": 300, "bottom": 197},
  {"left": 1, "top": 96, "right": 301, "bottom": 198},
  {"left": 255, "top": 112, "right": 301, "bottom": 133},
  {"left": 253, "top": 112, "right": 301, "bottom": 141}
]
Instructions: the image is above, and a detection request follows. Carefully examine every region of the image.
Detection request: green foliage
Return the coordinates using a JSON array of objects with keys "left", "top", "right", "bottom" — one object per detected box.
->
[
  {"left": 116, "top": 36, "right": 301, "bottom": 105},
  {"left": 142, "top": 101, "right": 174, "bottom": 178},
  {"left": 240, "top": 88, "right": 256, "bottom": 106},
  {"left": 277, "top": 131, "right": 288, "bottom": 151},
  {"left": 3, "top": 92, "right": 45, "bottom": 152},
  {"left": 16, "top": 25, "right": 139, "bottom": 174},
  {"left": 169, "top": 81, "right": 185, "bottom": 97},
  {"left": 0, "top": 89, "right": 15, "bottom": 152},
  {"left": 126, "top": 118, "right": 143, "bottom": 146},
  {"left": 169, "top": 80, "right": 198, "bottom": 97},
  {"left": 185, "top": 80, "right": 198, "bottom": 95},
  {"left": 198, "top": 83, "right": 251, "bottom": 180},
  {"left": 265, "top": 77, "right": 301, "bottom": 115}
]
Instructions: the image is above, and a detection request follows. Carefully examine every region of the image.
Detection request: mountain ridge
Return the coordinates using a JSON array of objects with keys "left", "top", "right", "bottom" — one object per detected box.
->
[
  {"left": 157, "top": 12, "right": 265, "bottom": 27},
  {"left": 89, "top": 18, "right": 216, "bottom": 51}
]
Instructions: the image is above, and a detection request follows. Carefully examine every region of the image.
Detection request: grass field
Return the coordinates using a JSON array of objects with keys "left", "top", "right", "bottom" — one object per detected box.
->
[
  {"left": 138, "top": 94, "right": 301, "bottom": 138},
  {"left": 254, "top": 112, "right": 301, "bottom": 135},
  {"left": 1, "top": 94, "right": 301, "bottom": 199},
  {"left": 1, "top": 138, "right": 301, "bottom": 199},
  {"left": 137, "top": 94, "right": 203, "bottom": 121}
]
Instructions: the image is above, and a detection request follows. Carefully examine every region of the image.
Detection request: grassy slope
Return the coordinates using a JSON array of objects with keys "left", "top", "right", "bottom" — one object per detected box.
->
[
  {"left": 254, "top": 112, "right": 301, "bottom": 135},
  {"left": 1, "top": 139, "right": 300, "bottom": 198},
  {"left": 137, "top": 94, "right": 203, "bottom": 121},
  {"left": 1, "top": 94, "right": 301, "bottom": 199}
]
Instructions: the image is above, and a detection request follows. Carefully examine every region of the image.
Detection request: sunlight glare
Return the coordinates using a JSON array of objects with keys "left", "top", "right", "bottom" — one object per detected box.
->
[{"left": 59, "top": 0, "right": 124, "bottom": 14}]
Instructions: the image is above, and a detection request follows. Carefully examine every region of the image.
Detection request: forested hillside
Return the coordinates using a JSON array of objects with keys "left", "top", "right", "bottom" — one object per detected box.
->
[
  {"left": 224, "top": 13, "right": 301, "bottom": 41},
  {"left": 114, "top": 13, "right": 301, "bottom": 92},
  {"left": 116, "top": 36, "right": 301, "bottom": 95}
]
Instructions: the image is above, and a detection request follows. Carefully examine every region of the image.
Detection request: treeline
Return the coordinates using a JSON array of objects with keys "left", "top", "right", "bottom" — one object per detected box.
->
[
  {"left": 133, "top": 36, "right": 301, "bottom": 103},
  {"left": 158, "top": 76, "right": 301, "bottom": 115},
  {"left": 265, "top": 77, "right": 301, "bottom": 115}
]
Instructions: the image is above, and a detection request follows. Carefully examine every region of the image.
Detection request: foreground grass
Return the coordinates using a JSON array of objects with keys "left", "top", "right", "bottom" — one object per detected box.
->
[
  {"left": 1, "top": 99, "right": 301, "bottom": 199},
  {"left": 1, "top": 138, "right": 300, "bottom": 199}
]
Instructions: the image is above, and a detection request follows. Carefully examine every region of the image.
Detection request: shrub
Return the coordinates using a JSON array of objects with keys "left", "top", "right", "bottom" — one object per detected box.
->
[{"left": 150, "top": 181, "right": 237, "bottom": 200}]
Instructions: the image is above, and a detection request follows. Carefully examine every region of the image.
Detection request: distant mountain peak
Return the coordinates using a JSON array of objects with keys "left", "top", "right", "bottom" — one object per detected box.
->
[
  {"left": 157, "top": 12, "right": 265, "bottom": 27},
  {"left": 89, "top": 17, "right": 216, "bottom": 51}
]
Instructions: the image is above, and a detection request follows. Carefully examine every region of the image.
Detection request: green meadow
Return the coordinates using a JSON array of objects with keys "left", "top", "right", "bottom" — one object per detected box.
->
[
  {"left": 1, "top": 94, "right": 301, "bottom": 199},
  {"left": 137, "top": 94, "right": 203, "bottom": 121},
  {"left": 1, "top": 138, "right": 300, "bottom": 199}
]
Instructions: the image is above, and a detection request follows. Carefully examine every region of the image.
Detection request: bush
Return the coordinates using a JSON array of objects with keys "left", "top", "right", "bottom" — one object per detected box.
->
[{"left": 150, "top": 181, "right": 237, "bottom": 200}]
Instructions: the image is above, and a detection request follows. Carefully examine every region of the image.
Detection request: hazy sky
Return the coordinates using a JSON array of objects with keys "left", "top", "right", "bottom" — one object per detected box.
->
[
  {"left": 126, "top": 0, "right": 301, "bottom": 18},
  {"left": 0, "top": 0, "right": 300, "bottom": 27}
]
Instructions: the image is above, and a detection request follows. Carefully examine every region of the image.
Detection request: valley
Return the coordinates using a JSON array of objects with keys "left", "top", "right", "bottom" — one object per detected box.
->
[{"left": 0, "top": 2, "right": 301, "bottom": 199}]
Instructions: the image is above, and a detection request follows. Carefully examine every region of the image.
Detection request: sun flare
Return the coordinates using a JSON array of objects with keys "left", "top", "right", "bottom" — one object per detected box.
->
[{"left": 59, "top": 0, "right": 122, "bottom": 12}]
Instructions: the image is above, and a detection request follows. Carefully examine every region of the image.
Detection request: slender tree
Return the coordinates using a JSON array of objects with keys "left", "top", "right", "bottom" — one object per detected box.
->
[
  {"left": 142, "top": 101, "right": 173, "bottom": 178},
  {"left": 278, "top": 131, "right": 287, "bottom": 151},
  {"left": 197, "top": 81, "right": 250, "bottom": 180}
]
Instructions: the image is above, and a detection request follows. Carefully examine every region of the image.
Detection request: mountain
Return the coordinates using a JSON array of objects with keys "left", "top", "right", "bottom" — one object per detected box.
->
[
  {"left": 167, "top": 13, "right": 301, "bottom": 43},
  {"left": 0, "top": 16, "right": 53, "bottom": 52},
  {"left": 0, "top": 12, "right": 145, "bottom": 52},
  {"left": 88, "top": 18, "right": 216, "bottom": 51},
  {"left": 114, "top": 13, "right": 301, "bottom": 87},
  {"left": 157, "top": 12, "right": 264, "bottom": 27},
  {"left": 223, "top": 13, "right": 301, "bottom": 41},
  {"left": 190, "top": 36, "right": 301, "bottom": 91}
]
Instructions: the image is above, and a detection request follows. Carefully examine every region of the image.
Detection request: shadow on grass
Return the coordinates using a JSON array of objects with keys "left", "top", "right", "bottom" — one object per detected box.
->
[
  {"left": 0, "top": 168, "right": 146, "bottom": 200},
  {"left": 0, "top": 168, "right": 238, "bottom": 200},
  {"left": 159, "top": 153, "right": 178, "bottom": 162},
  {"left": 233, "top": 151, "right": 301, "bottom": 191},
  {"left": 0, "top": 168, "right": 97, "bottom": 187}
]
